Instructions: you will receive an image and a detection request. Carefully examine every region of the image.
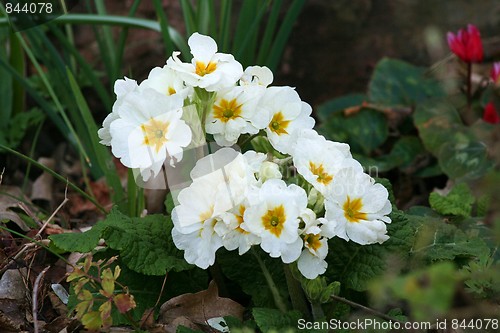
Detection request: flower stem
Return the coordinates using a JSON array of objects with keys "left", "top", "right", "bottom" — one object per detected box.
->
[
  {"left": 311, "top": 301, "right": 325, "bottom": 321},
  {"left": 252, "top": 249, "right": 288, "bottom": 313},
  {"left": 283, "top": 264, "right": 312, "bottom": 320},
  {"left": 465, "top": 61, "right": 473, "bottom": 125}
]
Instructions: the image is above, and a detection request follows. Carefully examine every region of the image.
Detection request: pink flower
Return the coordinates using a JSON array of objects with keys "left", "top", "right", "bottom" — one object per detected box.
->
[
  {"left": 491, "top": 62, "right": 500, "bottom": 84},
  {"left": 483, "top": 102, "right": 500, "bottom": 124},
  {"left": 447, "top": 24, "right": 483, "bottom": 63}
]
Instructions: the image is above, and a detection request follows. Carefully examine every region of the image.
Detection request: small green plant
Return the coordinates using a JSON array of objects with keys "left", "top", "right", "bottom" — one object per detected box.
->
[{"left": 67, "top": 255, "right": 137, "bottom": 331}]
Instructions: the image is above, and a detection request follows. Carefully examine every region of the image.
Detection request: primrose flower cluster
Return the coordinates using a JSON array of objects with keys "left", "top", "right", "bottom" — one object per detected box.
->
[{"left": 99, "top": 33, "right": 392, "bottom": 279}]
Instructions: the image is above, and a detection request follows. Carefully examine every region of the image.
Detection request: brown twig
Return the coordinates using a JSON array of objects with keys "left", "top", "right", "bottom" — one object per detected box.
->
[
  {"left": 0, "top": 167, "right": 4, "bottom": 185},
  {"left": 17, "top": 202, "right": 43, "bottom": 228},
  {"left": 140, "top": 272, "right": 168, "bottom": 329},
  {"left": 330, "top": 294, "right": 406, "bottom": 324},
  {"left": 36, "top": 182, "right": 69, "bottom": 237},
  {"left": 33, "top": 266, "right": 50, "bottom": 333}
]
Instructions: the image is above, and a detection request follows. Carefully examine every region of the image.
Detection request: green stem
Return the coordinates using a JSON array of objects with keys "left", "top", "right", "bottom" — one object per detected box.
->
[
  {"left": 283, "top": 264, "right": 311, "bottom": 320},
  {"left": 252, "top": 249, "right": 287, "bottom": 313},
  {"left": 310, "top": 301, "right": 325, "bottom": 321},
  {"left": 209, "top": 261, "right": 229, "bottom": 298},
  {"left": 464, "top": 61, "right": 474, "bottom": 125}
]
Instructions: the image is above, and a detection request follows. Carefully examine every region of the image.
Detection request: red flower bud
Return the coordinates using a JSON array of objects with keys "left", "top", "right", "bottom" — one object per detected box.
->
[
  {"left": 483, "top": 102, "right": 500, "bottom": 124},
  {"left": 491, "top": 62, "right": 500, "bottom": 84},
  {"left": 447, "top": 24, "right": 483, "bottom": 63}
]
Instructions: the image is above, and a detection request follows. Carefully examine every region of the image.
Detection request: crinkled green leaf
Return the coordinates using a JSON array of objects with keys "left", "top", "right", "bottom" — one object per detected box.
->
[
  {"left": 355, "top": 136, "right": 424, "bottom": 173},
  {"left": 438, "top": 140, "right": 494, "bottom": 180},
  {"left": 327, "top": 210, "right": 417, "bottom": 291},
  {"left": 369, "top": 58, "right": 445, "bottom": 107},
  {"left": 102, "top": 209, "right": 192, "bottom": 275},
  {"left": 252, "top": 308, "right": 303, "bottom": 332},
  {"left": 51, "top": 208, "right": 191, "bottom": 275},
  {"left": 429, "top": 183, "right": 475, "bottom": 217},
  {"left": 218, "top": 251, "right": 288, "bottom": 308},
  {"left": 371, "top": 262, "right": 457, "bottom": 321},
  {"left": 410, "top": 215, "right": 490, "bottom": 262},
  {"left": 318, "top": 108, "right": 388, "bottom": 155},
  {"left": 49, "top": 223, "right": 105, "bottom": 253},
  {"left": 413, "top": 100, "right": 463, "bottom": 156},
  {"left": 316, "top": 93, "right": 366, "bottom": 121}
]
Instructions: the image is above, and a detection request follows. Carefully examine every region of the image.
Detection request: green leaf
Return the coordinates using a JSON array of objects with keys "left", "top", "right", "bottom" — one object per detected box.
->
[
  {"left": 326, "top": 210, "right": 417, "bottom": 291},
  {"left": 410, "top": 215, "right": 490, "bottom": 262},
  {"left": 218, "top": 251, "right": 288, "bottom": 308},
  {"left": 316, "top": 93, "right": 366, "bottom": 122},
  {"left": 369, "top": 58, "right": 445, "bottom": 107},
  {"left": 49, "top": 224, "right": 105, "bottom": 253},
  {"left": 438, "top": 140, "right": 494, "bottom": 181},
  {"left": 429, "top": 183, "right": 475, "bottom": 217},
  {"left": 252, "top": 308, "right": 302, "bottom": 332},
  {"left": 371, "top": 262, "right": 457, "bottom": 321},
  {"left": 51, "top": 208, "right": 192, "bottom": 275},
  {"left": 413, "top": 100, "right": 463, "bottom": 156},
  {"left": 354, "top": 136, "right": 425, "bottom": 172},
  {"left": 102, "top": 210, "right": 192, "bottom": 275},
  {"left": 318, "top": 108, "right": 388, "bottom": 155}
]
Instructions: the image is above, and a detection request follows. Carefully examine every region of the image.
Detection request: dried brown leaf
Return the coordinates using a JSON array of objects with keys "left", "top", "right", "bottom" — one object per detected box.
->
[
  {"left": 158, "top": 280, "right": 244, "bottom": 327},
  {"left": 31, "top": 157, "right": 55, "bottom": 204},
  {"left": 0, "top": 186, "right": 31, "bottom": 231}
]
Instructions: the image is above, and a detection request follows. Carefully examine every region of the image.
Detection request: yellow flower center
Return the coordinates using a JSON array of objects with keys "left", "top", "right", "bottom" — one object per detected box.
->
[
  {"left": 141, "top": 118, "right": 170, "bottom": 153},
  {"left": 262, "top": 205, "right": 286, "bottom": 237},
  {"left": 235, "top": 205, "right": 249, "bottom": 234},
  {"left": 269, "top": 112, "right": 290, "bottom": 135},
  {"left": 213, "top": 98, "right": 243, "bottom": 123},
  {"left": 195, "top": 61, "right": 217, "bottom": 76},
  {"left": 309, "top": 162, "right": 333, "bottom": 185},
  {"left": 168, "top": 87, "right": 176, "bottom": 95},
  {"left": 343, "top": 196, "right": 367, "bottom": 223},
  {"left": 304, "top": 233, "right": 322, "bottom": 252},
  {"left": 199, "top": 205, "right": 214, "bottom": 222}
]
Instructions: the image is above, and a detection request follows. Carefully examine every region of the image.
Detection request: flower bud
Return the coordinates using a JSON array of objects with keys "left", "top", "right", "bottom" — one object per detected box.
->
[{"left": 259, "top": 161, "right": 282, "bottom": 182}]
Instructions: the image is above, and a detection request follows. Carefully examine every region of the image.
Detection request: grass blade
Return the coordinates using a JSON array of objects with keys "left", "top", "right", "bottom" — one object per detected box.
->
[
  {"left": 116, "top": 0, "right": 142, "bottom": 74},
  {"left": 0, "top": 14, "right": 189, "bottom": 55},
  {"left": 49, "top": 24, "right": 112, "bottom": 110},
  {"left": 180, "top": 0, "right": 197, "bottom": 37},
  {"left": 0, "top": 27, "right": 12, "bottom": 128},
  {"left": 0, "top": 144, "right": 105, "bottom": 213},
  {"left": 218, "top": 0, "right": 232, "bottom": 52},
  {"left": 196, "top": 0, "right": 215, "bottom": 35},
  {"left": 65, "top": 68, "right": 126, "bottom": 211},
  {"left": 94, "top": 0, "right": 118, "bottom": 80},
  {"left": 266, "top": 0, "right": 305, "bottom": 71},
  {"left": 257, "top": 0, "right": 282, "bottom": 64},
  {"left": 152, "top": 0, "right": 175, "bottom": 56}
]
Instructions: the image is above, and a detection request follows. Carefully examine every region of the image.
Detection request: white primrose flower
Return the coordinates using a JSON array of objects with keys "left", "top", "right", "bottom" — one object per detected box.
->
[
  {"left": 139, "top": 65, "right": 192, "bottom": 100},
  {"left": 172, "top": 217, "right": 223, "bottom": 270},
  {"left": 205, "top": 86, "right": 268, "bottom": 146},
  {"left": 242, "top": 150, "right": 281, "bottom": 183},
  {"left": 98, "top": 77, "right": 138, "bottom": 146},
  {"left": 293, "top": 129, "right": 363, "bottom": 196},
  {"left": 171, "top": 175, "right": 227, "bottom": 269},
  {"left": 214, "top": 202, "right": 261, "bottom": 255},
  {"left": 167, "top": 32, "right": 243, "bottom": 92},
  {"left": 240, "top": 66, "right": 274, "bottom": 87},
  {"left": 109, "top": 89, "right": 192, "bottom": 180},
  {"left": 260, "top": 86, "right": 315, "bottom": 154},
  {"left": 297, "top": 218, "right": 329, "bottom": 280},
  {"left": 324, "top": 168, "right": 392, "bottom": 245},
  {"left": 189, "top": 147, "right": 259, "bottom": 207},
  {"left": 243, "top": 179, "right": 307, "bottom": 263}
]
